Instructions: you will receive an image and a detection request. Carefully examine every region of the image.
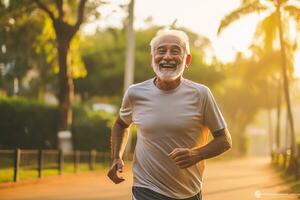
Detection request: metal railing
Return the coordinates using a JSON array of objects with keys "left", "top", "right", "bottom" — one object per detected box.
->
[{"left": 0, "top": 149, "right": 112, "bottom": 182}]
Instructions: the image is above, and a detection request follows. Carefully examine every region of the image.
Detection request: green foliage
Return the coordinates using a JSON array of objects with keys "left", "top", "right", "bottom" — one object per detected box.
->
[
  {"left": 0, "top": 97, "right": 114, "bottom": 151},
  {"left": 72, "top": 103, "right": 114, "bottom": 152},
  {"left": 75, "top": 26, "right": 224, "bottom": 98},
  {"left": 34, "top": 17, "right": 87, "bottom": 79},
  {"left": 217, "top": 1, "right": 268, "bottom": 35},
  {"left": 217, "top": 0, "right": 300, "bottom": 155},
  {"left": 216, "top": 53, "right": 278, "bottom": 155},
  {"left": 0, "top": 1, "right": 57, "bottom": 97},
  {"left": 0, "top": 97, "right": 59, "bottom": 149},
  {"left": 75, "top": 28, "right": 127, "bottom": 97},
  {"left": 0, "top": 1, "right": 92, "bottom": 97}
]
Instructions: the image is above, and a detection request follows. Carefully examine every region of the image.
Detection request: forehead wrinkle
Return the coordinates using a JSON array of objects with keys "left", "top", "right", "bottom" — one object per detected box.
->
[
  {"left": 156, "top": 43, "right": 183, "bottom": 50},
  {"left": 153, "top": 35, "right": 185, "bottom": 51}
]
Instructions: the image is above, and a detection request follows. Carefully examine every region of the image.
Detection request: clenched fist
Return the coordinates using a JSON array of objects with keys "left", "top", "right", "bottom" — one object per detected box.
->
[
  {"left": 168, "top": 148, "right": 200, "bottom": 169},
  {"left": 107, "top": 158, "right": 125, "bottom": 184}
]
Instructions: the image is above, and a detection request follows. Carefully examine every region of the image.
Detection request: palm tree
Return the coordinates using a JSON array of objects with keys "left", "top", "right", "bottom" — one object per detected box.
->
[
  {"left": 124, "top": 0, "right": 135, "bottom": 157},
  {"left": 218, "top": 0, "right": 300, "bottom": 173},
  {"left": 275, "top": 76, "right": 282, "bottom": 163},
  {"left": 124, "top": 0, "right": 135, "bottom": 92}
]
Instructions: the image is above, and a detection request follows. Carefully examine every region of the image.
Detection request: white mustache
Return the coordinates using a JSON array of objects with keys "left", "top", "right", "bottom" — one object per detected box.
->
[{"left": 159, "top": 61, "right": 177, "bottom": 68}]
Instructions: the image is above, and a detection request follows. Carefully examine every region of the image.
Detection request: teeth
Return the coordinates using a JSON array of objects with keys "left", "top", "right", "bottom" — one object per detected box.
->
[
  {"left": 163, "top": 65, "right": 174, "bottom": 68},
  {"left": 160, "top": 63, "right": 176, "bottom": 68}
]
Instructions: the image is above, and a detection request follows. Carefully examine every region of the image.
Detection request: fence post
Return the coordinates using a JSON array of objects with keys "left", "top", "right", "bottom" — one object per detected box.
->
[
  {"left": 13, "top": 148, "right": 20, "bottom": 182},
  {"left": 282, "top": 152, "right": 287, "bottom": 170},
  {"left": 58, "top": 149, "right": 63, "bottom": 175},
  {"left": 74, "top": 150, "right": 80, "bottom": 173},
  {"left": 38, "top": 149, "right": 43, "bottom": 178},
  {"left": 295, "top": 158, "right": 299, "bottom": 180},
  {"left": 99, "top": 152, "right": 104, "bottom": 165},
  {"left": 89, "top": 150, "right": 96, "bottom": 171},
  {"left": 105, "top": 152, "right": 110, "bottom": 166}
]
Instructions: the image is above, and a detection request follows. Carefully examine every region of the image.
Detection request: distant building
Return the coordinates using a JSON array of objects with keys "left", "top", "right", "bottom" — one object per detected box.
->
[{"left": 92, "top": 103, "right": 116, "bottom": 114}]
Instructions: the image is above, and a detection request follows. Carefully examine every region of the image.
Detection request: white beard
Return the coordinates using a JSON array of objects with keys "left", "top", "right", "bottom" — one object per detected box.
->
[{"left": 152, "top": 59, "right": 186, "bottom": 81}]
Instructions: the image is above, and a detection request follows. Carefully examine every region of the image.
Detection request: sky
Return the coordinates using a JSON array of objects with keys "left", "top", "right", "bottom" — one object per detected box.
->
[{"left": 83, "top": 0, "right": 300, "bottom": 76}]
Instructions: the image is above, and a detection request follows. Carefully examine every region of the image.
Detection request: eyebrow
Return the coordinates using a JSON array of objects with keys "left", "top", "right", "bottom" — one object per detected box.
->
[{"left": 156, "top": 44, "right": 183, "bottom": 50}]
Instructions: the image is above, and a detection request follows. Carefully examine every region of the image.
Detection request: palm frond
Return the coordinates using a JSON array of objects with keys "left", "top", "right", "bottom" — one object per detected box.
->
[
  {"left": 252, "top": 12, "right": 278, "bottom": 52},
  {"left": 217, "top": 1, "right": 268, "bottom": 35},
  {"left": 284, "top": 5, "right": 300, "bottom": 20}
]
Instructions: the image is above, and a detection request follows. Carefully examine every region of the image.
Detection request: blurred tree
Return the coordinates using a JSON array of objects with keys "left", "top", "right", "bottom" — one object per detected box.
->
[
  {"left": 218, "top": 51, "right": 279, "bottom": 155},
  {"left": 218, "top": 0, "right": 300, "bottom": 170},
  {"left": 123, "top": 0, "right": 135, "bottom": 92},
  {"left": 29, "top": 0, "right": 108, "bottom": 139},
  {"left": 1, "top": 0, "right": 110, "bottom": 149},
  {"left": 0, "top": 1, "right": 44, "bottom": 96},
  {"left": 75, "top": 26, "right": 224, "bottom": 101},
  {"left": 75, "top": 28, "right": 126, "bottom": 99},
  {"left": 0, "top": 1, "right": 89, "bottom": 99}
]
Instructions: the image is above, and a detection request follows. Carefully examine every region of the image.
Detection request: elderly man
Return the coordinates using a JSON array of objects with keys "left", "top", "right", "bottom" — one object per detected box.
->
[{"left": 107, "top": 29, "right": 232, "bottom": 200}]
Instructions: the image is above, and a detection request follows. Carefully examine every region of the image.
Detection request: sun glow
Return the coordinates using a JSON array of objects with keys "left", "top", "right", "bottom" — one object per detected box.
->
[
  {"left": 294, "top": 50, "right": 300, "bottom": 78},
  {"left": 83, "top": 0, "right": 300, "bottom": 68}
]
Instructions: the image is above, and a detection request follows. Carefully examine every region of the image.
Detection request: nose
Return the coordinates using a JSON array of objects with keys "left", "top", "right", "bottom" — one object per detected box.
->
[{"left": 163, "top": 50, "right": 173, "bottom": 61}]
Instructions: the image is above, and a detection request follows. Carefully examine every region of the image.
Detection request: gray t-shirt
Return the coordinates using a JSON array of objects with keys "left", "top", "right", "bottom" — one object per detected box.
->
[{"left": 120, "top": 77, "right": 227, "bottom": 199}]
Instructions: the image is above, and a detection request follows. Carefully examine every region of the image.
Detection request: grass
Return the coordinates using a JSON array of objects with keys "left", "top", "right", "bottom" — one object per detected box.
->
[
  {"left": 274, "top": 168, "right": 300, "bottom": 199},
  {"left": 271, "top": 156, "right": 300, "bottom": 199},
  {"left": 0, "top": 163, "right": 109, "bottom": 183}
]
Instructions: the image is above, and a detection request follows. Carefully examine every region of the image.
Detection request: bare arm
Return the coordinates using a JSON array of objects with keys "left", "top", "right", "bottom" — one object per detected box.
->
[
  {"left": 111, "top": 116, "right": 130, "bottom": 159},
  {"left": 107, "top": 116, "right": 130, "bottom": 184},
  {"left": 169, "top": 128, "right": 232, "bottom": 169},
  {"left": 194, "top": 128, "right": 232, "bottom": 160}
]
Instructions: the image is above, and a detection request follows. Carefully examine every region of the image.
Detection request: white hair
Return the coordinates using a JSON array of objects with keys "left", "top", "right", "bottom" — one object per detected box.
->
[{"left": 150, "top": 29, "right": 190, "bottom": 55}]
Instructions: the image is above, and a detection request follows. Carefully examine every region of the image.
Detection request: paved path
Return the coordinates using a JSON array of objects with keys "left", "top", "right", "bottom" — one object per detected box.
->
[
  {"left": 0, "top": 157, "right": 298, "bottom": 200},
  {"left": 202, "top": 157, "right": 298, "bottom": 200}
]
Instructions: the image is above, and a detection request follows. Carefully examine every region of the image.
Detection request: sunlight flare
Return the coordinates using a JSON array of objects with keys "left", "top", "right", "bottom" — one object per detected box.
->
[{"left": 294, "top": 50, "right": 300, "bottom": 78}]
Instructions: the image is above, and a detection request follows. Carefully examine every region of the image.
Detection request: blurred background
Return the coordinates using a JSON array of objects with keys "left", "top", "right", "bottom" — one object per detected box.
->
[{"left": 0, "top": 0, "right": 300, "bottom": 195}]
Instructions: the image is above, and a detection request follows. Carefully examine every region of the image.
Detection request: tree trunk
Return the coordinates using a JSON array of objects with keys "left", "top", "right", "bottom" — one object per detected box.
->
[
  {"left": 57, "top": 40, "right": 73, "bottom": 131},
  {"left": 33, "top": 0, "right": 86, "bottom": 151},
  {"left": 55, "top": 22, "right": 75, "bottom": 151},
  {"left": 124, "top": 0, "right": 135, "bottom": 157},
  {"left": 265, "top": 82, "right": 274, "bottom": 159},
  {"left": 276, "top": 0, "right": 297, "bottom": 173},
  {"left": 123, "top": 0, "right": 135, "bottom": 92},
  {"left": 54, "top": 20, "right": 75, "bottom": 132},
  {"left": 275, "top": 77, "right": 281, "bottom": 163}
]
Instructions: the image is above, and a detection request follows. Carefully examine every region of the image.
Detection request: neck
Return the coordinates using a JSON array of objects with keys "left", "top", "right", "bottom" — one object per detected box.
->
[{"left": 154, "top": 76, "right": 182, "bottom": 91}]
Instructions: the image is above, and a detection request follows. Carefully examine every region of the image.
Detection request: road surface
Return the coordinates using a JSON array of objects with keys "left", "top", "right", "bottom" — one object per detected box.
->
[{"left": 0, "top": 157, "right": 298, "bottom": 200}]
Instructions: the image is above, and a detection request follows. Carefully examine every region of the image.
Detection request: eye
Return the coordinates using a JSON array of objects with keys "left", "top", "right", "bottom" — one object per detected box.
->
[
  {"left": 157, "top": 48, "right": 166, "bottom": 55},
  {"left": 171, "top": 49, "right": 181, "bottom": 55},
  {"left": 171, "top": 49, "right": 180, "bottom": 55}
]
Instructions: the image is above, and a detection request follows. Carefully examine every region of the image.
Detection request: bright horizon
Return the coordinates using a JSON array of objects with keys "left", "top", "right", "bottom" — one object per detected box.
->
[{"left": 83, "top": 0, "right": 300, "bottom": 77}]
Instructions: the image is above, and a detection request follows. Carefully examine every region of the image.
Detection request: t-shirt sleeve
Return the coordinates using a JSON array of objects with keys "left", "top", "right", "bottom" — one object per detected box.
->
[
  {"left": 119, "top": 88, "right": 133, "bottom": 126},
  {"left": 203, "top": 87, "right": 227, "bottom": 133}
]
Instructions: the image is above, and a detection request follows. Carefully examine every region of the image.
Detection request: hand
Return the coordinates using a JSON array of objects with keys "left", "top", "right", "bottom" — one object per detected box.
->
[
  {"left": 107, "top": 158, "right": 125, "bottom": 184},
  {"left": 168, "top": 148, "right": 200, "bottom": 169}
]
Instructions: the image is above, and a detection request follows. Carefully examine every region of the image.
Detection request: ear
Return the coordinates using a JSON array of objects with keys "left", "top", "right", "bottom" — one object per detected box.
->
[
  {"left": 150, "top": 54, "right": 154, "bottom": 68},
  {"left": 185, "top": 54, "right": 192, "bottom": 68}
]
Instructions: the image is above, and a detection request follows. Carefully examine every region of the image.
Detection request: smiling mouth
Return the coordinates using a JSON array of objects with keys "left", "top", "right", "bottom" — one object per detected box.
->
[{"left": 159, "top": 62, "right": 177, "bottom": 69}]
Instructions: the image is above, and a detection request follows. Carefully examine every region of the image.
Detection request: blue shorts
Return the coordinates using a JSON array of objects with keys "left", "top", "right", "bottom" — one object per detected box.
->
[{"left": 132, "top": 186, "right": 202, "bottom": 200}]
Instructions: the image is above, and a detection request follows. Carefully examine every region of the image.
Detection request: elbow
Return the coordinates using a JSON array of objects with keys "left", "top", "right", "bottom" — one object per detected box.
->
[
  {"left": 213, "top": 128, "right": 232, "bottom": 152},
  {"left": 224, "top": 129, "right": 232, "bottom": 151},
  {"left": 224, "top": 139, "right": 232, "bottom": 151},
  {"left": 115, "top": 116, "right": 130, "bottom": 129},
  {"left": 223, "top": 134, "right": 232, "bottom": 151},
  {"left": 220, "top": 129, "right": 232, "bottom": 152}
]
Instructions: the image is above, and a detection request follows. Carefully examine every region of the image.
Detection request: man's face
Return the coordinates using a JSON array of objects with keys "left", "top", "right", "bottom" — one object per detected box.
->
[{"left": 151, "top": 35, "right": 189, "bottom": 81}]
